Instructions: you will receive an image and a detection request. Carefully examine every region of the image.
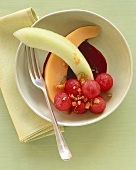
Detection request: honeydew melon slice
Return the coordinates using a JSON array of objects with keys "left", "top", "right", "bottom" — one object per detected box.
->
[
  {"left": 45, "top": 26, "right": 101, "bottom": 103},
  {"left": 14, "top": 27, "right": 93, "bottom": 78}
]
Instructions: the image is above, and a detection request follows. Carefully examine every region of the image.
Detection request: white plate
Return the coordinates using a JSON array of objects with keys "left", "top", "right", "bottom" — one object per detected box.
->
[{"left": 15, "top": 10, "right": 132, "bottom": 126}]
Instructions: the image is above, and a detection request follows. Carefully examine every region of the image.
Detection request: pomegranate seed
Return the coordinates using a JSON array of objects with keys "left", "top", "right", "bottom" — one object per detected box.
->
[
  {"left": 82, "top": 80, "right": 101, "bottom": 99},
  {"left": 72, "top": 100, "right": 87, "bottom": 114},
  {"left": 95, "top": 73, "right": 113, "bottom": 92},
  {"left": 54, "top": 92, "right": 72, "bottom": 111},
  {"left": 90, "top": 96, "right": 106, "bottom": 114},
  {"left": 64, "top": 78, "right": 81, "bottom": 96}
]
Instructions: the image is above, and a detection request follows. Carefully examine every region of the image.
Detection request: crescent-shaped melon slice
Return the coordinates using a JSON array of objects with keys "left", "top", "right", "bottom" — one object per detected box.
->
[{"left": 45, "top": 26, "right": 101, "bottom": 103}]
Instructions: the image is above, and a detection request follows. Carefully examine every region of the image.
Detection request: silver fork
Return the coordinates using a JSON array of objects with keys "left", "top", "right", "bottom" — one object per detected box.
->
[{"left": 25, "top": 46, "right": 72, "bottom": 161}]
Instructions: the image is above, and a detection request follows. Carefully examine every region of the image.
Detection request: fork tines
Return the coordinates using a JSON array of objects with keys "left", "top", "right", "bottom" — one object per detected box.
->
[{"left": 25, "top": 46, "right": 42, "bottom": 79}]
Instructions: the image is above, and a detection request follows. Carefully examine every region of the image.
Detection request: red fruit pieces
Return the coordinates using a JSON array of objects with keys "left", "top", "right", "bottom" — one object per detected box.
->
[
  {"left": 90, "top": 96, "right": 106, "bottom": 114},
  {"left": 54, "top": 92, "right": 72, "bottom": 111},
  {"left": 82, "top": 80, "right": 101, "bottom": 99},
  {"left": 72, "top": 100, "right": 87, "bottom": 114},
  {"left": 54, "top": 73, "right": 113, "bottom": 114},
  {"left": 95, "top": 73, "right": 113, "bottom": 92},
  {"left": 64, "top": 78, "right": 81, "bottom": 96}
]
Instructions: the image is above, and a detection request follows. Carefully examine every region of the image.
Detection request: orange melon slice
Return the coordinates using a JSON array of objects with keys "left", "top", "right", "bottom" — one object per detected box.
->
[{"left": 44, "top": 26, "right": 101, "bottom": 103}]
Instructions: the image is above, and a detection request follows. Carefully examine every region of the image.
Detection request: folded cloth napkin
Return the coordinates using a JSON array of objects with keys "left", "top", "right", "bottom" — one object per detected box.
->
[{"left": 0, "top": 8, "right": 64, "bottom": 142}]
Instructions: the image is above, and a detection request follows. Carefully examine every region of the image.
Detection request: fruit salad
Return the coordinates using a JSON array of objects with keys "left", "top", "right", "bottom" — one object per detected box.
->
[{"left": 14, "top": 26, "right": 113, "bottom": 115}]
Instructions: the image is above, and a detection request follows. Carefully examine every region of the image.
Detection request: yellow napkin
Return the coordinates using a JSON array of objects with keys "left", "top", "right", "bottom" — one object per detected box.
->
[{"left": 0, "top": 8, "right": 64, "bottom": 142}]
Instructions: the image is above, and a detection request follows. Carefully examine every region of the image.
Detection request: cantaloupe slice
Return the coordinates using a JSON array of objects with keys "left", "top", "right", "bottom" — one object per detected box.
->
[{"left": 45, "top": 26, "right": 101, "bottom": 103}]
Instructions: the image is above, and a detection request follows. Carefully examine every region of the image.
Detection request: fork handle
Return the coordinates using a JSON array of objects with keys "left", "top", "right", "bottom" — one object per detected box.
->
[{"left": 42, "top": 88, "right": 72, "bottom": 161}]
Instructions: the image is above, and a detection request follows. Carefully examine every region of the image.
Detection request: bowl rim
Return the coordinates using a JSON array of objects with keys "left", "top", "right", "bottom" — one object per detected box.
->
[{"left": 15, "top": 9, "right": 133, "bottom": 126}]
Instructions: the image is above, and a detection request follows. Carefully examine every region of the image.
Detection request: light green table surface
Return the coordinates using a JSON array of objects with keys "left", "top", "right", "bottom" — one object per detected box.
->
[{"left": 0, "top": 1, "right": 136, "bottom": 170}]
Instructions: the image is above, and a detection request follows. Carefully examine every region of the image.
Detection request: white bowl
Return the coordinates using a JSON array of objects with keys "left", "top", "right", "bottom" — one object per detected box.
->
[{"left": 15, "top": 9, "right": 133, "bottom": 126}]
